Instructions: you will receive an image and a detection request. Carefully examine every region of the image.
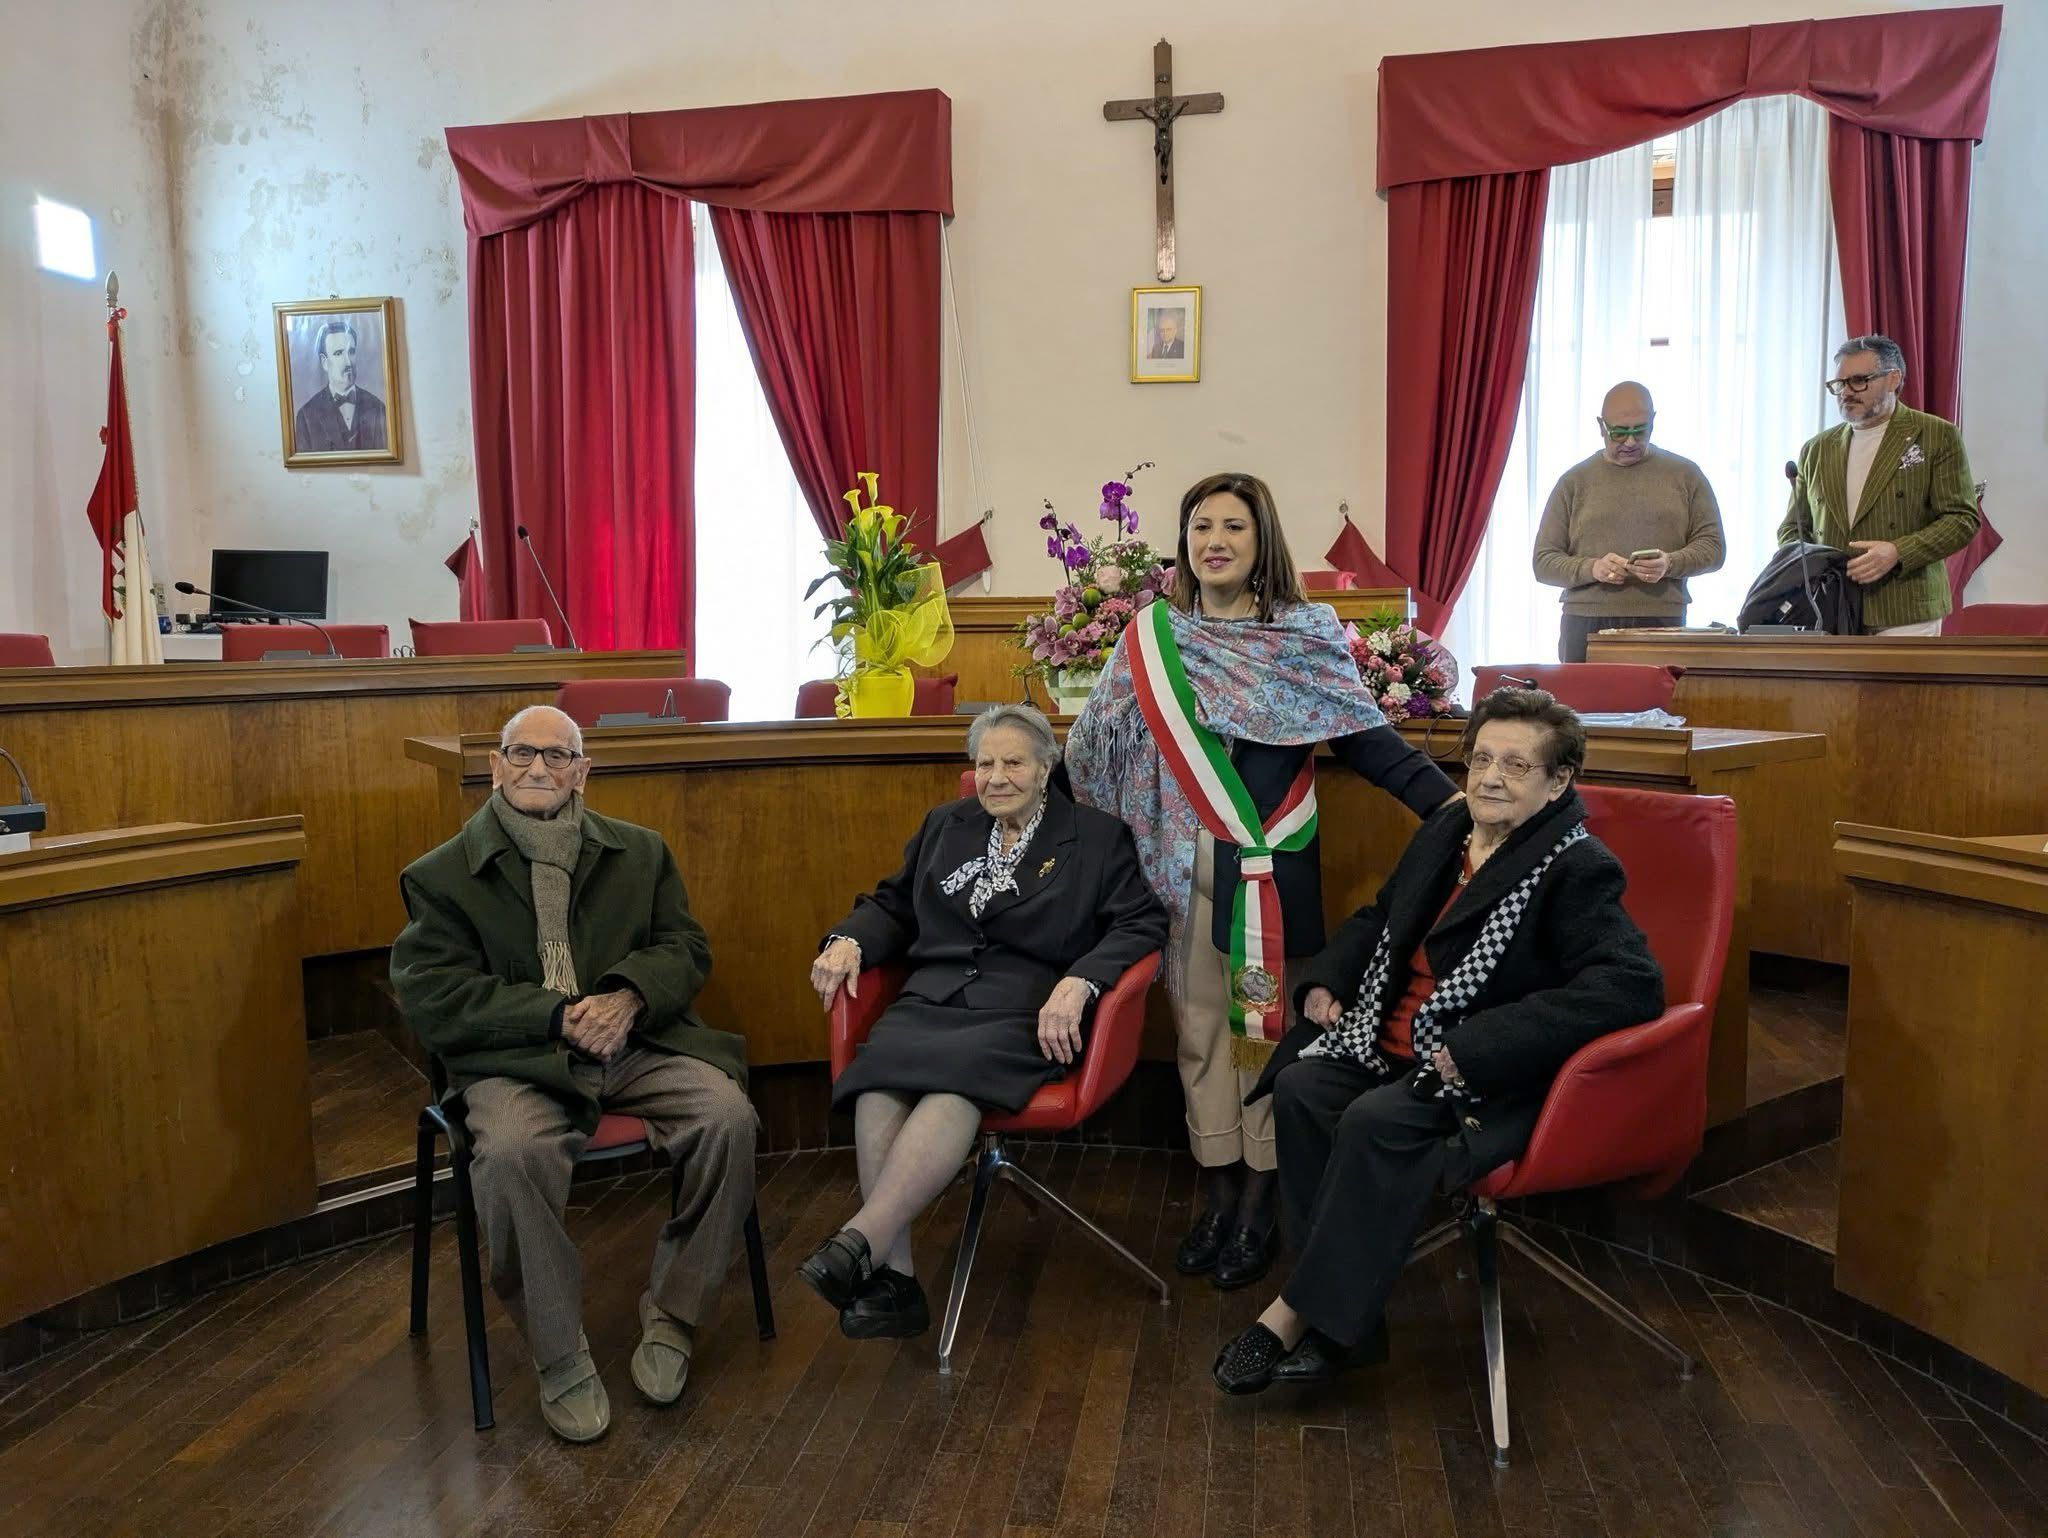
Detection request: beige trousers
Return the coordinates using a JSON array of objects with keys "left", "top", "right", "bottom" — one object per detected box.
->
[
  {"left": 1170, "top": 833, "right": 1294, "bottom": 1173},
  {"left": 465, "top": 1045, "right": 757, "bottom": 1367}
]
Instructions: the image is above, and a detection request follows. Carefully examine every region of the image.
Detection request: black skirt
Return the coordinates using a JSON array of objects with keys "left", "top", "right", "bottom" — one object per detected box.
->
[{"left": 830, "top": 996, "right": 1082, "bottom": 1113}]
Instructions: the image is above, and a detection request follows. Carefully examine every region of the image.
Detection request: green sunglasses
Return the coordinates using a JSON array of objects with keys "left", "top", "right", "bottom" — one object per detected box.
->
[{"left": 1599, "top": 420, "right": 1651, "bottom": 441}]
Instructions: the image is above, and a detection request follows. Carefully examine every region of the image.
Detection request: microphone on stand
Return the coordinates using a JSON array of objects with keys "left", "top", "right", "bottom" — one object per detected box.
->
[
  {"left": 1785, "top": 460, "right": 1821, "bottom": 632},
  {"left": 174, "top": 581, "right": 340, "bottom": 658},
  {"left": 515, "top": 525, "right": 580, "bottom": 651},
  {"left": 0, "top": 744, "right": 47, "bottom": 839},
  {"left": 1500, "top": 673, "right": 1539, "bottom": 689}
]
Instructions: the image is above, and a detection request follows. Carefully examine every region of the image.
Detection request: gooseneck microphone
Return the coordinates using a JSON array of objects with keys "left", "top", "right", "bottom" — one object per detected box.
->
[
  {"left": 1785, "top": 459, "right": 1820, "bottom": 632},
  {"left": 515, "top": 525, "right": 580, "bottom": 650},
  {"left": 0, "top": 744, "right": 47, "bottom": 837},
  {"left": 174, "top": 581, "right": 340, "bottom": 658}
]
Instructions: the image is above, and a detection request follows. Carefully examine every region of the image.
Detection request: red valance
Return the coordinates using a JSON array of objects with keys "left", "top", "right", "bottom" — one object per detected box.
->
[
  {"left": 1377, "top": 6, "right": 2002, "bottom": 189},
  {"left": 447, "top": 88, "right": 954, "bottom": 236}
]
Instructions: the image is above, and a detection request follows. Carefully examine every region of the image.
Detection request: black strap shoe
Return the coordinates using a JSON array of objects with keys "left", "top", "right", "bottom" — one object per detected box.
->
[
  {"left": 1271, "top": 1320, "right": 1390, "bottom": 1383},
  {"left": 1212, "top": 1323, "right": 1289, "bottom": 1395},
  {"left": 1174, "top": 1209, "right": 1232, "bottom": 1276},
  {"left": 839, "top": 1266, "right": 931, "bottom": 1340},
  {"left": 1212, "top": 1223, "right": 1277, "bottom": 1291},
  {"left": 797, "top": 1228, "right": 872, "bottom": 1311}
]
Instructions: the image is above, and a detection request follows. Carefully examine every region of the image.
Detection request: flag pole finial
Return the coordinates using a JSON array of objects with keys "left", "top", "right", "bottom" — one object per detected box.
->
[{"left": 105, "top": 271, "right": 120, "bottom": 309}]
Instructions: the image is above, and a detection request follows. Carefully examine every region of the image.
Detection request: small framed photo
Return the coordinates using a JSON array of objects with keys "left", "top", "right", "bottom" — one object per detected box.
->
[
  {"left": 273, "top": 296, "right": 403, "bottom": 466},
  {"left": 1131, "top": 285, "right": 1200, "bottom": 383}
]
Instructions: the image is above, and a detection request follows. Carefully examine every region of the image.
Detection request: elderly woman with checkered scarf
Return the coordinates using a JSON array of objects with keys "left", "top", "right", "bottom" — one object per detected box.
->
[{"left": 1211, "top": 687, "right": 1664, "bottom": 1395}]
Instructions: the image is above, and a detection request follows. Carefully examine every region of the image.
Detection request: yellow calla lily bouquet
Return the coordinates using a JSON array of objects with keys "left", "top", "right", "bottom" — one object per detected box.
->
[{"left": 806, "top": 473, "right": 954, "bottom": 716}]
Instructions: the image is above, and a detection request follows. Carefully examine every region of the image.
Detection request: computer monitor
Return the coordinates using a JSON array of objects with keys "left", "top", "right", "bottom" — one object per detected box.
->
[{"left": 208, "top": 549, "right": 330, "bottom": 619}]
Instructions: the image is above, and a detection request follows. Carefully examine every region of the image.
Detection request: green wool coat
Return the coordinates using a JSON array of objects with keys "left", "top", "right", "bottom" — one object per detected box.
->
[
  {"left": 1778, "top": 403, "right": 1979, "bottom": 631},
  {"left": 390, "top": 800, "right": 747, "bottom": 1134}
]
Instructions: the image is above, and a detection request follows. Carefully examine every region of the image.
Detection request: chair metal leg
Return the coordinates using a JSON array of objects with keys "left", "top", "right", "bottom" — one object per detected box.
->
[
  {"left": 450, "top": 1149, "right": 495, "bottom": 1431},
  {"left": 1405, "top": 1214, "right": 1464, "bottom": 1269},
  {"left": 997, "top": 1156, "right": 1170, "bottom": 1303},
  {"left": 1499, "top": 1221, "right": 1695, "bottom": 1378},
  {"left": 409, "top": 1112, "right": 437, "bottom": 1337},
  {"left": 936, "top": 1139, "right": 1000, "bottom": 1376},
  {"left": 744, "top": 1204, "right": 776, "bottom": 1341},
  {"left": 1470, "top": 1202, "right": 1511, "bottom": 1468}
]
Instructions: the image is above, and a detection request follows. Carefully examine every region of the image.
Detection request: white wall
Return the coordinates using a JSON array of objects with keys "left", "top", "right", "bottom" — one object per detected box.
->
[
  {"left": 1, "top": 0, "right": 190, "bottom": 663},
  {"left": 4, "top": 0, "right": 2041, "bottom": 658}
]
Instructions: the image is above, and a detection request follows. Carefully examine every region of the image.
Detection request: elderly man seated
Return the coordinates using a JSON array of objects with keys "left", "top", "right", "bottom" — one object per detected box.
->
[
  {"left": 800, "top": 704, "right": 1169, "bottom": 1340},
  {"left": 390, "top": 705, "right": 755, "bottom": 1443}
]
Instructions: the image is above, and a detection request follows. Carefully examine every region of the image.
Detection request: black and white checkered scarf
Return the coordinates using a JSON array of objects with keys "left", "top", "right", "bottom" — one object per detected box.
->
[{"left": 1299, "top": 821, "right": 1588, "bottom": 1100}]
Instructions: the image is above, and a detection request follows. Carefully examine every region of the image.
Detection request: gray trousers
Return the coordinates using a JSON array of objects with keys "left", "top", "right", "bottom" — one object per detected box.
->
[
  {"left": 1558, "top": 611, "right": 1680, "bottom": 663},
  {"left": 465, "top": 1046, "right": 757, "bottom": 1367}
]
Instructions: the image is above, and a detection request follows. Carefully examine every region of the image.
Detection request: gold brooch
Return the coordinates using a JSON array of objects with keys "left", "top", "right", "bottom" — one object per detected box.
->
[{"left": 1038, "top": 858, "right": 1056, "bottom": 877}]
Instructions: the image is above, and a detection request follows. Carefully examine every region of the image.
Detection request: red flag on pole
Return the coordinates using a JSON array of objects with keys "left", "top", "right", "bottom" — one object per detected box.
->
[
  {"left": 445, "top": 526, "right": 486, "bottom": 620},
  {"left": 1323, "top": 513, "right": 1407, "bottom": 590},
  {"left": 85, "top": 298, "right": 162, "bottom": 665},
  {"left": 934, "top": 515, "right": 993, "bottom": 590}
]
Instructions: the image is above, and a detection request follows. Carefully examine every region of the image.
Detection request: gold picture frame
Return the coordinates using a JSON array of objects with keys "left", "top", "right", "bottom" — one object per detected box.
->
[
  {"left": 1131, "top": 285, "right": 1200, "bottom": 383},
  {"left": 273, "top": 296, "right": 404, "bottom": 467}
]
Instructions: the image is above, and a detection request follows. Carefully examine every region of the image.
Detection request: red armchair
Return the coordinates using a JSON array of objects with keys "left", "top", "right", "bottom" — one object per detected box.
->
[
  {"left": 1471, "top": 662, "right": 1683, "bottom": 713},
  {"left": 554, "top": 677, "right": 731, "bottom": 726},
  {"left": 0, "top": 633, "right": 56, "bottom": 667},
  {"left": 1942, "top": 603, "right": 2048, "bottom": 636},
  {"left": 219, "top": 622, "right": 390, "bottom": 660},
  {"left": 793, "top": 673, "right": 958, "bottom": 718},
  {"left": 1406, "top": 785, "right": 1736, "bottom": 1465},
  {"left": 408, "top": 618, "right": 553, "bottom": 656},
  {"left": 831, "top": 949, "right": 1165, "bottom": 1372}
]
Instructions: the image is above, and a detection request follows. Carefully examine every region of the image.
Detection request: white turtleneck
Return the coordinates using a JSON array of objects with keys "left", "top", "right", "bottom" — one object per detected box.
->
[{"left": 1844, "top": 415, "right": 1889, "bottom": 519}]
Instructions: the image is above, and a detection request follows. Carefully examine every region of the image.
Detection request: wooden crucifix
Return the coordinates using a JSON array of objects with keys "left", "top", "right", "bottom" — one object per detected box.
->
[{"left": 1103, "top": 39, "right": 1224, "bottom": 283}]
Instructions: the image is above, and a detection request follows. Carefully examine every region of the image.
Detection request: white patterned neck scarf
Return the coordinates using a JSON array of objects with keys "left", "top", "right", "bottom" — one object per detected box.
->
[
  {"left": 1300, "top": 821, "right": 1589, "bottom": 1101},
  {"left": 939, "top": 796, "right": 1048, "bottom": 918}
]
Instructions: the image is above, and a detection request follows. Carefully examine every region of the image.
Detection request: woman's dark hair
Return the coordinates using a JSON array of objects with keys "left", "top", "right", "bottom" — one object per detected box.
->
[
  {"left": 1168, "top": 471, "right": 1305, "bottom": 622},
  {"left": 1459, "top": 687, "right": 1587, "bottom": 780}
]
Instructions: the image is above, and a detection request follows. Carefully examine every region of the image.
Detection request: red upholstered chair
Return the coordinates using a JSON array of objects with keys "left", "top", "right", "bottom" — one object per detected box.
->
[
  {"left": 1471, "top": 662, "right": 1683, "bottom": 713},
  {"left": 831, "top": 933, "right": 1166, "bottom": 1373},
  {"left": 219, "top": 622, "right": 391, "bottom": 661},
  {"left": 408, "top": 618, "right": 553, "bottom": 656},
  {"left": 408, "top": 1055, "right": 774, "bottom": 1431},
  {"left": 1942, "top": 603, "right": 2048, "bottom": 636},
  {"left": 0, "top": 633, "right": 56, "bottom": 667},
  {"left": 554, "top": 677, "right": 732, "bottom": 726},
  {"left": 1405, "top": 785, "right": 1736, "bottom": 1465},
  {"left": 1301, "top": 569, "right": 1359, "bottom": 590},
  {"left": 792, "top": 673, "right": 960, "bottom": 718}
]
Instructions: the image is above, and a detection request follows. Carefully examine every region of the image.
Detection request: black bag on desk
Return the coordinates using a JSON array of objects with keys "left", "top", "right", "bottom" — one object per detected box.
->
[{"left": 1738, "top": 542, "right": 1864, "bottom": 634}]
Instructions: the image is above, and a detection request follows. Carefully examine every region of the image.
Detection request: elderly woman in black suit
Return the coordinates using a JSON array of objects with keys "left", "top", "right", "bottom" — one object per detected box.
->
[
  {"left": 1212, "top": 688, "right": 1664, "bottom": 1393},
  {"left": 801, "top": 704, "right": 1168, "bottom": 1340}
]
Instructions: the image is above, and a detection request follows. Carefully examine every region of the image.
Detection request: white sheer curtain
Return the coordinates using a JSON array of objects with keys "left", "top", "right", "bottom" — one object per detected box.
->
[
  {"left": 691, "top": 202, "right": 835, "bottom": 720},
  {"left": 1443, "top": 94, "right": 1842, "bottom": 678}
]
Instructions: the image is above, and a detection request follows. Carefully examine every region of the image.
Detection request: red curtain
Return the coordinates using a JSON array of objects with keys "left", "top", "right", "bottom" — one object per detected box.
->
[
  {"left": 710, "top": 207, "right": 942, "bottom": 549},
  {"left": 447, "top": 90, "right": 953, "bottom": 652},
  {"left": 468, "top": 184, "right": 694, "bottom": 653},
  {"left": 1374, "top": 8, "right": 2003, "bottom": 626}
]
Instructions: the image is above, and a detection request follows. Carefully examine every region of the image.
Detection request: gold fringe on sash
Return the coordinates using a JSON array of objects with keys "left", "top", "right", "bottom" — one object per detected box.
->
[{"left": 1230, "top": 1034, "right": 1277, "bottom": 1072}]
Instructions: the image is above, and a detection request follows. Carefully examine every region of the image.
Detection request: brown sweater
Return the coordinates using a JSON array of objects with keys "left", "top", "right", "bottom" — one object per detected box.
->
[{"left": 1532, "top": 447, "right": 1725, "bottom": 615}]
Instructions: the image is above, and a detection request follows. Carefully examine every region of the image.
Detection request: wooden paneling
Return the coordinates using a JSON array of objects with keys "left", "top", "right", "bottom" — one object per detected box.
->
[
  {"left": 929, "top": 589, "right": 1416, "bottom": 706},
  {"left": 0, "top": 820, "right": 315, "bottom": 1326},
  {"left": 406, "top": 718, "right": 1817, "bottom": 1126},
  {"left": 0, "top": 650, "right": 686, "bottom": 958},
  {"left": 1590, "top": 631, "right": 2048, "bottom": 963},
  {"left": 1833, "top": 826, "right": 2048, "bottom": 1396}
]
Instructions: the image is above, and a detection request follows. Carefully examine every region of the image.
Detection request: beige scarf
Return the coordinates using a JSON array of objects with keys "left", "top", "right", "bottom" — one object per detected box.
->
[{"left": 489, "top": 789, "right": 585, "bottom": 995}]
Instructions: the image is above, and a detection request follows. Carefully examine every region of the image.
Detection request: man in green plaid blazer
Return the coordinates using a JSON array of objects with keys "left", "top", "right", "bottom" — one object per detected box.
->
[{"left": 1778, "top": 335, "right": 1979, "bottom": 634}]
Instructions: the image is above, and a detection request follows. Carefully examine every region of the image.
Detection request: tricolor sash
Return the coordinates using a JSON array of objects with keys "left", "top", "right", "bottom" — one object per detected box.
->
[{"left": 1129, "top": 598, "right": 1317, "bottom": 1050}]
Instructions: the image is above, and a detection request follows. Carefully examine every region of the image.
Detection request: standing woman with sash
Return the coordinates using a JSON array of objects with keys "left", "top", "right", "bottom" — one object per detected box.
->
[{"left": 1067, "top": 472, "right": 1458, "bottom": 1288}]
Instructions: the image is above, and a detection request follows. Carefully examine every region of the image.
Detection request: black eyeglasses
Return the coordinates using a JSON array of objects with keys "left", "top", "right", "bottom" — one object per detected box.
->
[
  {"left": 500, "top": 743, "right": 583, "bottom": 770},
  {"left": 1824, "top": 371, "right": 1894, "bottom": 398}
]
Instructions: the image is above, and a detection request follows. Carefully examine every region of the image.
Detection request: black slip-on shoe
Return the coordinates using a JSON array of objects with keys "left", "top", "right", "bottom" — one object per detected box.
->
[
  {"left": 839, "top": 1266, "right": 932, "bottom": 1340},
  {"left": 797, "top": 1228, "right": 872, "bottom": 1311}
]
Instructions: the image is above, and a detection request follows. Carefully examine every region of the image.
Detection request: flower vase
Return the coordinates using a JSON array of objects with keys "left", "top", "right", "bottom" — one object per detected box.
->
[
  {"left": 1048, "top": 665, "right": 1103, "bottom": 715},
  {"left": 846, "top": 666, "right": 915, "bottom": 717}
]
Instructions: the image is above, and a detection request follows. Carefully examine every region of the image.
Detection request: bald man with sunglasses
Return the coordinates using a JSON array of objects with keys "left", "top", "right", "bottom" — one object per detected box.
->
[{"left": 1533, "top": 381, "right": 1725, "bottom": 662}]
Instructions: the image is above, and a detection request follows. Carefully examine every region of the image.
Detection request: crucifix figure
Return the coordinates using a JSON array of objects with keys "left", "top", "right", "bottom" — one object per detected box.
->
[{"left": 1103, "top": 38, "right": 1224, "bottom": 283}]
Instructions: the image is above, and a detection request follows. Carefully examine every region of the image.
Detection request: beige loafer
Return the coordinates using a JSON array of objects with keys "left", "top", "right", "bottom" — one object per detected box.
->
[
  {"left": 631, "top": 1292, "right": 693, "bottom": 1406},
  {"left": 536, "top": 1331, "right": 610, "bottom": 1443}
]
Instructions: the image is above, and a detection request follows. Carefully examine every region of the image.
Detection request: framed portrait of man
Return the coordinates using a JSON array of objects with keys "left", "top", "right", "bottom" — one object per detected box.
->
[
  {"left": 1131, "top": 286, "right": 1200, "bottom": 383},
  {"left": 273, "top": 296, "right": 404, "bottom": 466}
]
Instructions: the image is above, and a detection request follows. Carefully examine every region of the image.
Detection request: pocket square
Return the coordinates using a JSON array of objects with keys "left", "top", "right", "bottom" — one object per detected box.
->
[{"left": 1898, "top": 441, "right": 1925, "bottom": 471}]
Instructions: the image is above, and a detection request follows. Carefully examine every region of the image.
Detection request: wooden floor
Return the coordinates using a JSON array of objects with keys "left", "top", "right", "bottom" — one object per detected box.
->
[
  {"left": 1696, "top": 1142, "right": 1843, "bottom": 1255},
  {"left": 309, "top": 1030, "right": 430, "bottom": 1193},
  {"left": 3, "top": 1148, "right": 2042, "bottom": 1538},
  {"left": 1746, "top": 965, "right": 1847, "bottom": 1107}
]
